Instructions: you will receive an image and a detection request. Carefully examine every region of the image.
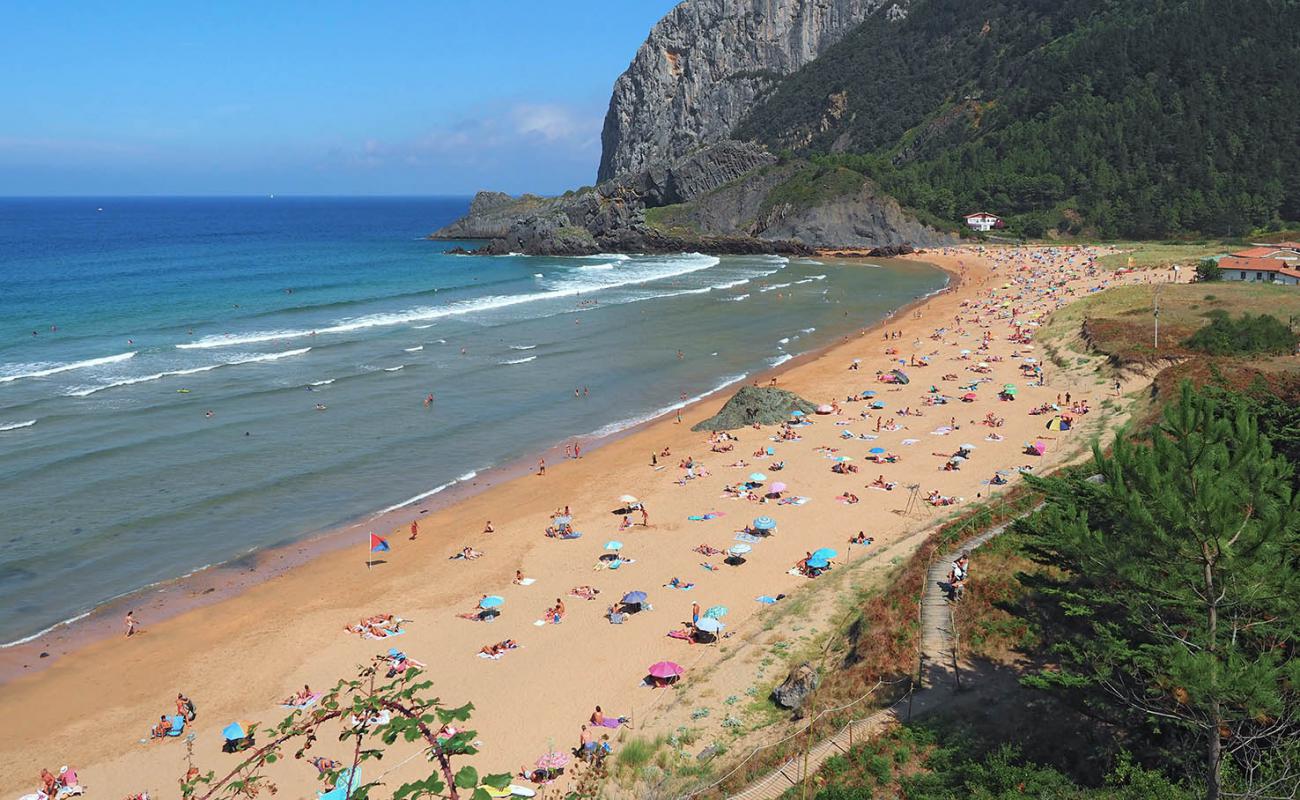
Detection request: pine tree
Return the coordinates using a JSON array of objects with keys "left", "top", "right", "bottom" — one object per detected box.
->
[{"left": 1018, "top": 383, "right": 1300, "bottom": 800}]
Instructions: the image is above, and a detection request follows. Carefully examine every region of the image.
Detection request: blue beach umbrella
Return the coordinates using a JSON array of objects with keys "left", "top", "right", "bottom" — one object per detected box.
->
[
  {"left": 704, "top": 605, "right": 729, "bottom": 618},
  {"left": 868, "top": 447, "right": 886, "bottom": 454},
  {"left": 862, "top": 391, "right": 876, "bottom": 398},
  {"left": 871, "top": 400, "right": 886, "bottom": 409},
  {"left": 790, "top": 410, "right": 805, "bottom": 417},
  {"left": 812, "top": 548, "right": 838, "bottom": 560},
  {"left": 752, "top": 516, "right": 777, "bottom": 531},
  {"left": 748, "top": 472, "right": 767, "bottom": 483},
  {"left": 621, "top": 590, "right": 648, "bottom": 604},
  {"left": 807, "top": 557, "right": 830, "bottom": 569},
  {"left": 694, "top": 617, "right": 724, "bottom": 633},
  {"left": 222, "top": 723, "right": 246, "bottom": 741},
  {"left": 727, "top": 543, "right": 752, "bottom": 556},
  {"left": 604, "top": 540, "right": 624, "bottom": 551},
  {"left": 479, "top": 595, "right": 505, "bottom": 609}
]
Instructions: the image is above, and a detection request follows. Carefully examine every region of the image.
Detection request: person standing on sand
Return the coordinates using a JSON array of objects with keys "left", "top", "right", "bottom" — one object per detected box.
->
[
  {"left": 538, "top": 458, "right": 546, "bottom": 476},
  {"left": 410, "top": 520, "right": 419, "bottom": 541},
  {"left": 640, "top": 505, "right": 649, "bottom": 527},
  {"left": 125, "top": 610, "right": 139, "bottom": 637},
  {"left": 574, "top": 442, "right": 582, "bottom": 459},
  {"left": 691, "top": 601, "right": 700, "bottom": 626}
]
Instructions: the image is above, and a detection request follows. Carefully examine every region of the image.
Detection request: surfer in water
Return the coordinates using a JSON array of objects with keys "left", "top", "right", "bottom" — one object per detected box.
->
[{"left": 424, "top": 393, "right": 434, "bottom": 407}]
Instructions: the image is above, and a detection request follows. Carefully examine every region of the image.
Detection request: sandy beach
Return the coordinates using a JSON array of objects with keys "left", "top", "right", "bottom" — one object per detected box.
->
[{"left": 0, "top": 245, "right": 1149, "bottom": 799}]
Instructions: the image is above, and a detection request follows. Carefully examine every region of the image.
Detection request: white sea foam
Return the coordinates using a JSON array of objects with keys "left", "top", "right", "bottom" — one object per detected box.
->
[
  {"left": 64, "top": 348, "right": 312, "bottom": 397},
  {"left": 309, "top": 379, "right": 335, "bottom": 386},
  {"left": 801, "top": 327, "right": 816, "bottom": 334},
  {"left": 404, "top": 346, "right": 424, "bottom": 352},
  {"left": 0, "top": 609, "right": 92, "bottom": 647},
  {"left": 585, "top": 373, "right": 749, "bottom": 440},
  {"left": 499, "top": 355, "right": 538, "bottom": 365},
  {"left": 509, "top": 344, "right": 537, "bottom": 350},
  {"left": 533, "top": 273, "right": 544, "bottom": 278},
  {"left": 723, "top": 293, "right": 750, "bottom": 302},
  {"left": 375, "top": 471, "right": 479, "bottom": 515},
  {"left": 0, "top": 351, "right": 136, "bottom": 385},
  {"left": 413, "top": 324, "right": 435, "bottom": 329},
  {"left": 176, "top": 254, "right": 722, "bottom": 350},
  {"left": 383, "top": 365, "right": 405, "bottom": 372},
  {"left": 586, "top": 253, "right": 632, "bottom": 261},
  {"left": 768, "top": 354, "right": 794, "bottom": 367},
  {"left": 759, "top": 282, "right": 794, "bottom": 293},
  {"left": 577, "top": 262, "right": 615, "bottom": 271},
  {"left": 0, "top": 419, "right": 36, "bottom": 431},
  {"left": 778, "top": 337, "right": 791, "bottom": 344},
  {"left": 711, "top": 278, "right": 751, "bottom": 290}
]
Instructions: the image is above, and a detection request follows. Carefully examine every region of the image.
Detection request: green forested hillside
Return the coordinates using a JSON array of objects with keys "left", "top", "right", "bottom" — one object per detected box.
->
[{"left": 735, "top": 0, "right": 1300, "bottom": 238}]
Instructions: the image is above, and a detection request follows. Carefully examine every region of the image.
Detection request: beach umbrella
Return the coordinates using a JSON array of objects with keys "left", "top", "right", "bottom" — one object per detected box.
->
[
  {"left": 769, "top": 481, "right": 788, "bottom": 493},
  {"left": 959, "top": 443, "right": 977, "bottom": 451},
  {"left": 871, "top": 400, "right": 886, "bottom": 409},
  {"left": 806, "top": 557, "right": 830, "bottom": 569},
  {"left": 727, "top": 543, "right": 752, "bottom": 556},
  {"left": 479, "top": 595, "right": 505, "bottom": 609},
  {"left": 618, "top": 494, "right": 639, "bottom": 504},
  {"left": 648, "top": 661, "right": 684, "bottom": 678},
  {"left": 890, "top": 369, "right": 910, "bottom": 384},
  {"left": 222, "top": 723, "right": 246, "bottom": 741},
  {"left": 960, "top": 349, "right": 971, "bottom": 355},
  {"left": 868, "top": 447, "right": 886, "bottom": 454},
  {"left": 695, "top": 617, "right": 724, "bottom": 633},
  {"left": 536, "top": 752, "right": 570, "bottom": 770},
  {"left": 962, "top": 392, "right": 978, "bottom": 401},
  {"left": 604, "top": 540, "right": 624, "bottom": 551},
  {"left": 1046, "top": 417, "right": 1063, "bottom": 431},
  {"left": 1023, "top": 357, "right": 1038, "bottom": 364},
  {"left": 816, "top": 404, "right": 834, "bottom": 414},
  {"left": 748, "top": 472, "right": 767, "bottom": 483},
  {"left": 553, "top": 515, "right": 572, "bottom": 525},
  {"left": 812, "top": 548, "right": 838, "bottom": 560},
  {"left": 977, "top": 362, "right": 990, "bottom": 368},
  {"left": 703, "top": 605, "right": 728, "bottom": 618},
  {"left": 949, "top": 455, "right": 967, "bottom": 463},
  {"left": 789, "top": 410, "right": 805, "bottom": 417},
  {"left": 1002, "top": 387, "right": 1018, "bottom": 396},
  {"left": 834, "top": 455, "right": 853, "bottom": 462},
  {"left": 752, "top": 516, "right": 777, "bottom": 531},
  {"left": 1032, "top": 440, "right": 1047, "bottom": 455},
  {"left": 862, "top": 391, "right": 876, "bottom": 398},
  {"left": 621, "top": 590, "right": 648, "bottom": 604}
]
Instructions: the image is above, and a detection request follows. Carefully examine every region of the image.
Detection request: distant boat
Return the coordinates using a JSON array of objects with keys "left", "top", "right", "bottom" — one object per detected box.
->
[{"left": 96, "top": 207, "right": 103, "bottom": 212}]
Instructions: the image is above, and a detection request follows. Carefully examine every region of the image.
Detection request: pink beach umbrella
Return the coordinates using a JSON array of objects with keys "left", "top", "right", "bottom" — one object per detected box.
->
[
  {"left": 769, "top": 481, "right": 788, "bottom": 494},
  {"left": 648, "top": 661, "right": 684, "bottom": 679},
  {"left": 1032, "top": 440, "right": 1047, "bottom": 455},
  {"left": 815, "top": 404, "right": 834, "bottom": 414}
]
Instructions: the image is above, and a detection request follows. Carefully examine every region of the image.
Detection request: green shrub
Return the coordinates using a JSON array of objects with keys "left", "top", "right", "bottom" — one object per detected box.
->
[
  {"left": 1195, "top": 257, "right": 1223, "bottom": 282},
  {"left": 1183, "top": 310, "right": 1297, "bottom": 355}
]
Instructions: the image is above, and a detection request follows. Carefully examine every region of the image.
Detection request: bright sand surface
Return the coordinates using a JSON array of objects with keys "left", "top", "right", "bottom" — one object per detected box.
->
[{"left": 0, "top": 246, "right": 1154, "bottom": 798}]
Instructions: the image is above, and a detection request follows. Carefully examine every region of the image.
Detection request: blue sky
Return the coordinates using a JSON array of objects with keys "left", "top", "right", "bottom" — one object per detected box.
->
[{"left": 0, "top": 1, "right": 679, "bottom": 195}]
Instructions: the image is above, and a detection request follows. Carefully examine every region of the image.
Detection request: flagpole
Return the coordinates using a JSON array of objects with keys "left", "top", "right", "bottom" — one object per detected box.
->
[{"left": 367, "top": 531, "right": 372, "bottom": 571}]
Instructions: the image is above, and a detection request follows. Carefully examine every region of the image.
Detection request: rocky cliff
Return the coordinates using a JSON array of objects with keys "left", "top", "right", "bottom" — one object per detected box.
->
[{"left": 597, "top": 0, "right": 899, "bottom": 182}]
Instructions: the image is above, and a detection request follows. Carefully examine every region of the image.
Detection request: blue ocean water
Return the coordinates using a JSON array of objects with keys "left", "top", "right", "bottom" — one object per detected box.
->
[{"left": 0, "top": 197, "right": 945, "bottom": 644}]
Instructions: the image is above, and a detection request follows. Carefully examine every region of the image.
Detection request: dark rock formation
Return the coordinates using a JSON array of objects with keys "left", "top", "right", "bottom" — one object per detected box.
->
[
  {"left": 649, "top": 163, "right": 955, "bottom": 250},
  {"left": 597, "top": 0, "right": 899, "bottom": 181},
  {"left": 771, "top": 662, "right": 821, "bottom": 711},
  {"left": 692, "top": 386, "right": 817, "bottom": 432}
]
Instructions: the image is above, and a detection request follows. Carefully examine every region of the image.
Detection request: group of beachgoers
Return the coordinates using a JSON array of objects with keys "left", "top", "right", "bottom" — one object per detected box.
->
[{"left": 36, "top": 246, "right": 1149, "bottom": 800}]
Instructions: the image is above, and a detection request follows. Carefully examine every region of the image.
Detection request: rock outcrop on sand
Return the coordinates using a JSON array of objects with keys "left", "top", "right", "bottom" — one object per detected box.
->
[
  {"left": 597, "top": 0, "right": 897, "bottom": 181},
  {"left": 772, "top": 662, "right": 822, "bottom": 711},
  {"left": 692, "top": 386, "right": 817, "bottom": 432}
]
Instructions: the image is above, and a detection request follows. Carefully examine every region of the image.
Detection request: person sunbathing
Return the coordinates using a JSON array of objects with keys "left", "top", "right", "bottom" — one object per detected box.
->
[
  {"left": 769, "top": 460, "right": 785, "bottom": 471},
  {"left": 836, "top": 493, "right": 859, "bottom": 504},
  {"left": 666, "top": 576, "right": 696, "bottom": 589},
  {"left": 150, "top": 715, "right": 173, "bottom": 739},
  {"left": 850, "top": 532, "right": 873, "bottom": 545},
  {"left": 309, "top": 757, "right": 341, "bottom": 776},
  {"left": 870, "top": 475, "right": 896, "bottom": 490},
  {"left": 283, "top": 685, "right": 314, "bottom": 705},
  {"left": 569, "top": 586, "right": 599, "bottom": 600},
  {"left": 692, "top": 544, "right": 721, "bottom": 556}
]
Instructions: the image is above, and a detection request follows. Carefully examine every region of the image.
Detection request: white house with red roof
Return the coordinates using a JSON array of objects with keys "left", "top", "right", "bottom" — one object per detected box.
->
[{"left": 963, "top": 212, "right": 1004, "bottom": 232}]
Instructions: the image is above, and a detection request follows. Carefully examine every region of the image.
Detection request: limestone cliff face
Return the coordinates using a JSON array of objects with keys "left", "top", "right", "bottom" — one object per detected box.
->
[{"left": 597, "top": 0, "right": 896, "bottom": 182}]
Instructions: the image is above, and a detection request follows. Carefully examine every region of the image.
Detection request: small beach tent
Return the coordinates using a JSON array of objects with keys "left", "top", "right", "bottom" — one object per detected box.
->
[{"left": 889, "top": 369, "right": 910, "bottom": 384}]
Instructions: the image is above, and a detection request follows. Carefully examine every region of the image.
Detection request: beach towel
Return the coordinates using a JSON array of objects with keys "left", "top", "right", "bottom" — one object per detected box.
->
[
  {"left": 363, "top": 629, "right": 405, "bottom": 640},
  {"left": 282, "top": 693, "right": 321, "bottom": 710},
  {"left": 517, "top": 578, "right": 536, "bottom": 586},
  {"left": 598, "top": 717, "right": 627, "bottom": 728},
  {"left": 901, "top": 438, "right": 920, "bottom": 446},
  {"left": 667, "top": 629, "right": 691, "bottom": 640},
  {"left": 533, "top": 620, "right": 547, "bottom": 626},
  {"left": 777, "top": 496, "right": 810, "bottom": 505},
  {"left": 477, "top": 652, "right": 502, "bottom": 660},
  {"left": 756, "top": 595, "right": 778, "bottom": 604},
  {"left": 734, "top": 532, "right": 760, "bottom": 543},
  {"left": 858, "top": 433, "right": 879, "bottom": 440},
  {"left": 687, "top": 512, "right": 724, "bottom": 521},
  {"left": 559, "top": 531, "right": 583, "bottom": 540}
]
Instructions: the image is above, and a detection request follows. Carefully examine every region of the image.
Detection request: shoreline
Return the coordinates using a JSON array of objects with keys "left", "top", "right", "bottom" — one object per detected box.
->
[
  {"left": 0, "top": 255, "right": 951, "bottom": 682},
  {"left": 10, "top": 244, "right": 1131, "bottom": 800}
]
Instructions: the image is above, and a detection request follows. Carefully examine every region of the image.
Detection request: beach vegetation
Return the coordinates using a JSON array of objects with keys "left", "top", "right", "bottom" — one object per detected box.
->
[
  {"left": 179, "top": 661, "right": 510, "bottom": 800},
  {"left": 1016, "top": 383, "right": 1300, "bottom": 800},
  {"left": 1183, "top": 310, "right": 1297, "bottom": 357},
  {"left": 1194, "top": 258, "right": 1223, "bottom": 283}
]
